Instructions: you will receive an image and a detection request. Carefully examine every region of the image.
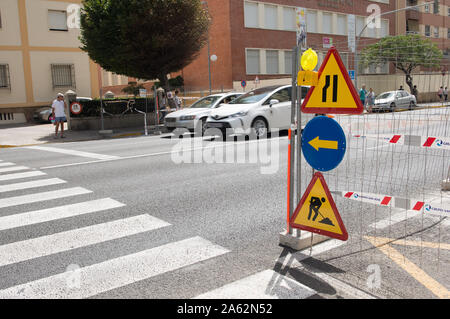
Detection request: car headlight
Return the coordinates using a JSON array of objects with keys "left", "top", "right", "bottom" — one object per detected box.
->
[
  {"left": 230, "top": 111, "right": 248, "bottom": 118},
  {"left": 179, "top": 115, "right": 197, "bottom": 121}
]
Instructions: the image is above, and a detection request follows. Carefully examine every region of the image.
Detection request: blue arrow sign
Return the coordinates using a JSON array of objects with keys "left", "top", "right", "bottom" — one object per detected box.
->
[{"left": 302, "top": 116, "right": 347, "bottom": 172}]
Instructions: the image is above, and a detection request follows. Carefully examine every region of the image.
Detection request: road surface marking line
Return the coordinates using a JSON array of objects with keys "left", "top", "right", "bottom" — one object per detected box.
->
[
  {"left": 0, "top": 236, "right": 228, "bottom": 299},
  {"left": 39, "top": 137, "right": 290, "bottom": 170},
  {"left": 0, "top": 171, "right": 47, "bottom": 182},
  {"left": 365, "top": 236, "right": 450, "bottom": 299},
  {"left": 0, "top": 187, "right": 92, "bottom": 209},
  {"left": 26, "top": 146, "right": 120, "bottom": 160},
  {"left": 365, "top": 236, "right": 450, "bottom": 251},
  {"left": 0, "top": 198, "right": 125, "bottom": 231},
  {"left": 0, "top": 178, "right": 67, "bottom": 194},
  {"left": 0, "top": 166, "right": 29, "bottom": 174},
  {"left": 0, "top": 163, "right": 15, "bottom": 167},
  {"left": 0, "top": 214, "right": 171, "bottom": 268},
  {"left": 193, "top": 269, "right": 316, "bottom": 299}
]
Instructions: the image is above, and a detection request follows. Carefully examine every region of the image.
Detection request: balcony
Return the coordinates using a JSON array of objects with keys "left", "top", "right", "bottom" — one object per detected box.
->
[{"left": 406, "top": 9, "right": 420, "bottom": 20}]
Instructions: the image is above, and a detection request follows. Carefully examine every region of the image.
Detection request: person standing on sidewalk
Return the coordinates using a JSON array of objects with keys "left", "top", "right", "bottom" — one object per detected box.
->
[
  {"left": 438, "top": 87, "right": 444, "bottom": 101},
  {"left": 444, "top": 87, "right": 448, "bottom": 102},
  {"left": 366, "top": 88, "right": 375, "bottom": 113},
  {"left": 174, "top": 90, "right": 182, "bottom": 110},
  {"left": 51, "top": 93, "right": 67, "bottom": 139},
  {"left": 359, "top": 85, "right": 367, "bottom": 110}
]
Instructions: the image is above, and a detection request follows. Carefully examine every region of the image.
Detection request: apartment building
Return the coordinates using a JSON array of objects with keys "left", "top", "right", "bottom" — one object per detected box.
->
[
  {"left": 0, "top": 0, "right": 100, "bottom": 124},
  {"left": 181, "top": 0, "right": 395, "bottom": 92}
]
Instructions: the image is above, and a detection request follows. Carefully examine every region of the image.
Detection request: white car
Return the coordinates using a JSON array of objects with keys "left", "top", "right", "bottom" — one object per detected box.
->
[
  {"left": 164, "top": 92, "right": 243, "bottom": 134},
  {"left": 373, "top": 90, "right": 417, "bottom": 112},
  {"left": 206, "top": 85, "right": 311, "bottom": 138}
]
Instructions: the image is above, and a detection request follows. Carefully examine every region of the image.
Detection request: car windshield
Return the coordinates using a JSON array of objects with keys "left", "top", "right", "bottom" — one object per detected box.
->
[
  {"left": 190, "top": 96, "right": 222, "bottom": 108},
  {"left": 228, "top": 87, "right": 277, "bottom": 104},
  {"left": 377, "top": 92, "right": 394, "bottom": 99}
]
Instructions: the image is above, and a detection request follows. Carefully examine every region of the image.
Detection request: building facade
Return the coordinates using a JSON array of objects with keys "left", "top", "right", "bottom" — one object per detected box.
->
[
  {"left": 181, "top": 0, "right": 449, "bottom": 93},
  {"left": 0, "top": 0, "right": 100, "bottom": 124}
]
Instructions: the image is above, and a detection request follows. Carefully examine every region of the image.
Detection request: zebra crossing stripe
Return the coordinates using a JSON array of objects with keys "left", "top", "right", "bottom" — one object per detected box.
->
[
  {"left": 0, "top": 198, "right": 125, "bottom": 231},
  {"left": 0, "top": 166, "right": 29, "bottom": 174},
  {"left": 0, "top": 214, "right": 171, "bottom": 268},
  {"left": 194, "top": 269, "right": 316, "bottom": 299},
  {"left": 0, "top": 178, "right": 67, "bottom": 194},
  {"left": 0, "top": 237, "right": 229, "bottom": 299},
  {"left": 0, "top": 187, "right": 92, "bottom": 209},
  {"left": 0, "top": 171, "right": 46, "bottom": 182}
]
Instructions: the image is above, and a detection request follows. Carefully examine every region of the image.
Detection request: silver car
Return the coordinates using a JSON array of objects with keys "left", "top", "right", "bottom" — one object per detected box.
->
[
  {"left": 373, "top": 90, "right": 417, "bottom": 112},
  {"left": 164, "top": 92, "right": 243, "bottom": 134}
]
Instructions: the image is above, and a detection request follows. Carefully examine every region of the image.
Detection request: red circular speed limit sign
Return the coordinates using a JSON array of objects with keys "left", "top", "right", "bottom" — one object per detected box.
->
[{"left": 70, "top": 102, "right": 83, "bottom": 115}]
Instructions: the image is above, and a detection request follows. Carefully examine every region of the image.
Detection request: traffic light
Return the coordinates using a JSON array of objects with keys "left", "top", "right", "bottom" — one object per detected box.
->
[{"left": 434, "top": 0, "right": 440, "bottom": 14}]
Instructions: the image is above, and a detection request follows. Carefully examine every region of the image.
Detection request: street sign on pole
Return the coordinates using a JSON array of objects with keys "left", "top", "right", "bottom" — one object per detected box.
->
[
  {"left": 301, "top": 47, "right": 364, "bottom": 115},
  {"left": 241, "top": 80, "right": 247, "bottom": 91},
  {"left": 290, "top": 172, "right": 348, "bottom": 241},
  {"left": 301, "top": 116, "right": 346, "bottom": 172}
]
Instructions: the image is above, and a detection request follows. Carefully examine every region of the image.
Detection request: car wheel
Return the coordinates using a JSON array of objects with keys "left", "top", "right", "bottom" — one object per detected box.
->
[
  {"left": 251, "top": 117, "right": 268, "bottom": 139},
  {"left": 390, "top": 103, "right": 396, "bottom": 112}
]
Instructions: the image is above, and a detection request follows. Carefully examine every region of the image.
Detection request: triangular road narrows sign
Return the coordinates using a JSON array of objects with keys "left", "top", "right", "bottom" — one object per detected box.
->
[
  {"left": 290, "top": 172, "right": 348, "bottom": 241},
  {"left": 301, "top": 47, "right": 364, "bottom": 115}
]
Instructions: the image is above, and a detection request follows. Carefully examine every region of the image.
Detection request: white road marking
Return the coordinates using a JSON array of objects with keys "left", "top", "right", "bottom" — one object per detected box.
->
[
  {"left": 0, "top": 187, "right": 92, "bottom": 209},
  {"left": 0, "top": 171, "right": 46, "bottom": 182},
  {"left": 0, "top": 214, "right": 171, "bottom": 268},
  {"left": 0, "top": 163, "right": 15, "bottom": 167},
  {"left": 0, "top": 236, "right": 229, "bottom": 299},
  {"left": 0, "top": 198, "right": 125, "bottom": 231},
  {"left": 26, "top": 146, "right": 120, "bottom": 160},
  {"left": 0, "top": 166, "right": 29, "bottom": 174},
  {"left": 193, "top": 269, "right": 316, "bottom": 299},
  {"left": 0, "top": 178, "right": 66, "bottom": 194}
]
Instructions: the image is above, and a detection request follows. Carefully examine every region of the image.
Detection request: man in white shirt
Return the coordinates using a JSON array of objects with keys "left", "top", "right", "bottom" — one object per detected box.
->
[{"left": 52, "top": 93, "right": 67, "bottom": 139}]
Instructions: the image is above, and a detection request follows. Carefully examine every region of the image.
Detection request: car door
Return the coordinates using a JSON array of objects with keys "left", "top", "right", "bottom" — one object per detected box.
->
[{"left": 262, "top": 87, "right": 292, "bottom": 130}]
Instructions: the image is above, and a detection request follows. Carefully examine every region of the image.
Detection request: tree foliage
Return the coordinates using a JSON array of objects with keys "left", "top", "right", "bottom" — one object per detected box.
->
[
  {"left": 121, "top": 81, "right": 145, "bottom": 97},
  {"left": 80, "top": 0, "right": 209, "bottom": 88},
  {"left": 360, "top": 35, "right": 443, "bottom": 91}
]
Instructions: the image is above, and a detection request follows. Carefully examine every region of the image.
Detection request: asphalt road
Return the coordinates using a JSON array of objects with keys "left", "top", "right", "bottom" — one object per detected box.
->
[{"left": 0, "top": 107, "right": 448, "bottom": 299}]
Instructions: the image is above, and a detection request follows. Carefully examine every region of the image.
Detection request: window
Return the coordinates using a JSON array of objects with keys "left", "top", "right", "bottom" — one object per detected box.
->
[
  {"left": 337, "top": 14, "right": 347, "bottom": 35},
  {"left": 267, "top": 88, "right": 291, "bottom": 104},
  {"left": 264, "top": 4, "right": 278, "bottom": 29},
  {"left": 244, "top": 2, "right": 259, "bottom": 28},
  {"left": 48, "top": 10, "right": 68, "bottom": 31},
  {"left": 283, "top": 7, "right": 296, "bottom": 31},
  {"left": 448, "top": 28, "right": 450, "bottom": 39},
  {"left": 246, "top": 49, "right": 260, "bottom": 75},
  {"left": 448, "top": 8, "right": 450, "bottom": 17},
  {"left": 0, "top": 64, "right": 11, "bottom": 89},
  {"left": 51, "top": 64, "right": 75, "bottom": 88},
  {"left": 380, "top": 20, "right": 389, "bottom": 37},
  {"left": 356, "top": 16, "right": 365, "bottom": 36},
  {"left": 322, "top": 12, "right": 332, "bottom": 34},
  {"left": 307, "top": 11, "right": 317, "bottom": 33},
  {"left": 284, "top": 50, "right": 293, "bottom": 74},
  {"left": 434, "top": 27, "right": 439, "bottom": 38},
  {"left": 266, "top": 50, "right": 279, "bottom": 74},
  {"left": 425, "top": 25, "right": 431, "bottom": 37},
  {"left": 424, "top": 4, "right": 430, "bottom": 13}
]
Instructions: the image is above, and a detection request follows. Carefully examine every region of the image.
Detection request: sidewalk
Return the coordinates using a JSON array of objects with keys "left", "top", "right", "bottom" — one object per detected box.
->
[{"left": 0, "top": 123, "right": 165, "bottom": 147}]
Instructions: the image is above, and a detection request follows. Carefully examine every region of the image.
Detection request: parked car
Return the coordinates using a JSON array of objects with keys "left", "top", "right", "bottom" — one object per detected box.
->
[
  {"left": 373, "top": 90, "right": 417, "bottom": 112},
  {"left": 33, "top": 97, "right": 92, "bottom": 122},
  {"left": 206, "top": 85, "right": 311, "bottom": 138},
  {"left": 164, "top": 92, "right": 243, "bottom": 134}
]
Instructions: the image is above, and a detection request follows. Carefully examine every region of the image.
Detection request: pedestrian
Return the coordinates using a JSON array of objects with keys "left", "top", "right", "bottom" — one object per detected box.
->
[
  {"left": 366, "top": 88, "right": 375, "bottom": 113},
  {"left": 174, "top": 90, "right": 182, "bottom": 110},
  {"left": 359, "top": 85, "right": 367, "bottom": 109},
  {"left": 51, "top": 93, "right": 67, "bottom": 139},
  {"left": 159, "top": 92, "right": 168, "bottom": 122},
  {"left": 412, "top": 85, "right": 419, "bottom": 102},
  {"left": 444, "top": 87, "right": 448, "bottom": 102},
  {"left": 399, "top": 85, "right": 404, "bottom": 91},
  {"left": 438, "top": 86, "right": 444, "bottom": 101}
]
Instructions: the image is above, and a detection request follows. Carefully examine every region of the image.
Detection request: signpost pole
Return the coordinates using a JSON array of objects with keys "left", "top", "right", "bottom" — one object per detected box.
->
[{"left": 288, "top": 46, "right": 298, "bottom": 235}]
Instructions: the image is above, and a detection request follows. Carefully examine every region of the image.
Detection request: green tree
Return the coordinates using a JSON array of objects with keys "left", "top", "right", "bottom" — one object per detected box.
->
[
  {"left": 121, "top": 81, "right": 145, "bottom": 97},
  {"left": 360, "top": 35, "right": 443, "bottom": 92},
  {"left": 80, "top": 0, "right": 209, "bottom": 88}
]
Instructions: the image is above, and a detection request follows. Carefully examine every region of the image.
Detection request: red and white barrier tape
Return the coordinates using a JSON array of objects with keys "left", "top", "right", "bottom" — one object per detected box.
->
[
  {"left": 352, "top": 134, "right": 450, "bottom": 150},
  {"left": 333, "top": 191, "right": 449, "bottom": 218}
]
